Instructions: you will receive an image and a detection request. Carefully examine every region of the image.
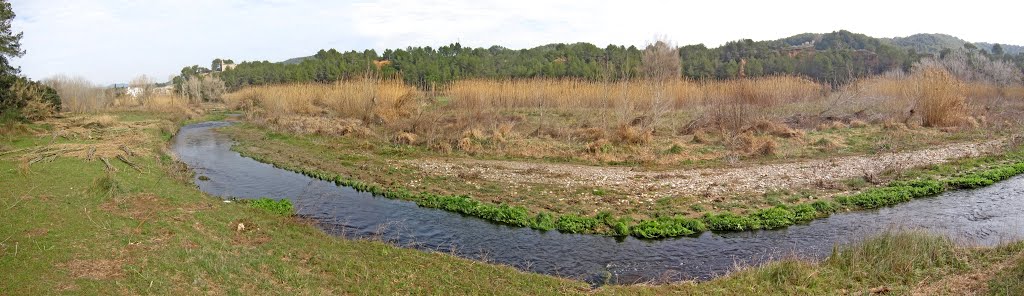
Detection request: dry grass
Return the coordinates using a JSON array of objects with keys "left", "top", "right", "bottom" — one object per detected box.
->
[
  {"left": 220, "top": 72, "right": 1023, "bottom": 164},
  {"left": 916, "top": 67, "right": 967, "bottom": 127},
  {"left": 224, "top": 78, "right": 421, "bottom": 123}
]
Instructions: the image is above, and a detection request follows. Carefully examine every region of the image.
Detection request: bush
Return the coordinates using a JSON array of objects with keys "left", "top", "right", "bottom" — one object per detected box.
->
[
  {"left": 555, "top": 214, "right": 599, "bottom": 234},
  {"left": 417, "top": 194, "right": 530, "bottom": 227},
  {"left": 703, "top": 212, "right": 759, "bottom": 231},
  {"left": 596, "top": 211, "right": 632, "bottom": 236},
  {"left": 835, "top": 179, "right": 943, "bottom": 209},
  {"left": 810, "top": 200, "right": 838, "bottom": 214},
  {"left": 530, "top": 212, "right": 556, "bottom": 231},
  {"left": 751, "top": 206, "right": 796, "bottom": 229},
  {"left": 0, "top": 75, "right": 60, "bottom": 122},
  {"left": 249, "top": 198, "right": 294, "bottom": 216},
  {"left": 631, "top": 216, "right": 706, "bottom": 239},
  {"left": 790, "top": 204, "right": 819, "bottom": 222}
]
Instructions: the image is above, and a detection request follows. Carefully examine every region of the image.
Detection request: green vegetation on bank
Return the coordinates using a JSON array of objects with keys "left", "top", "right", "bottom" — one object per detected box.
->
[
  {"left": 246, "top": 197, "right": 294, "bottom": 216},
  {"left": 233, "top": 128, "right": 1024, "bottom": 239}
]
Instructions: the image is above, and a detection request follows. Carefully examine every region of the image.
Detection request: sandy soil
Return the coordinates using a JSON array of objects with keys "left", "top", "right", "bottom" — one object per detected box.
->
[{"left": 407, "top": 139, "right": 1009, "bottom": 203}]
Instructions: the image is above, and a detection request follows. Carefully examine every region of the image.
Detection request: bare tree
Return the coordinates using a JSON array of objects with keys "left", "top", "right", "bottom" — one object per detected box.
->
[
  {"left": 42, "top": 74, "right": 113, "bottom": 112},
  {"left": 129, "top": 74, "right": 155, "bottom": 102},
  {"left": 201, "top": 76, "right": 226, "bottom": 102},
  {"left": 180, "top": 75, "right": 226, "bottom": 103},
  {"left": 638, "top": 37, "right": 681, "bottom": 129},
  {"left": 642, "top": 38, "right": 681, "bottom": 82},
  {"left": 181, "top": 76, "right": 203, "bottom": 104}
]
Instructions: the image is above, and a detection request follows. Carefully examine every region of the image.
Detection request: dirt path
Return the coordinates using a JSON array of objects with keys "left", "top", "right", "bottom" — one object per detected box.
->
[{"left": 407, "top": 139, "right": 1008, "bottom": 203}]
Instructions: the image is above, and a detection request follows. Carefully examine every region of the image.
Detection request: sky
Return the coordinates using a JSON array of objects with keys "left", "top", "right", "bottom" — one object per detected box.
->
[{"left": 10, "top": 0, "right": 1023, "bottom": 84}]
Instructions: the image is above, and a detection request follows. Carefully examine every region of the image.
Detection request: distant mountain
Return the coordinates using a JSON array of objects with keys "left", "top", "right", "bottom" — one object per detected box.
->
[
  {"left": 975, "top": 42, "right": 1024, "bottom": 55},
  {"left": 884, "top": 33, "right": 968, "bottom": 54},
  {"left": 882, "top": 33, "right": 1023, "bottom": 55},
  {"left": 280, "top": 56, "right": 313, "bottom": 65}
]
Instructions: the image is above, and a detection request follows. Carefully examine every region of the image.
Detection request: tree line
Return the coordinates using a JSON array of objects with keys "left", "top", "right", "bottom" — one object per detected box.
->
[
  {"left": 178, "top": 30, "right": 1024, "bottom": 92},
  {"left": 0, "top": 0, "right": 60, "bottom": 122}
]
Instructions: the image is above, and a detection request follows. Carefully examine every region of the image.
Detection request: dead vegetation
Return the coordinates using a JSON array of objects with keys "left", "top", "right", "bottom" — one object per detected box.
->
[
  {"left": 61, "top": 259, "right": 125, "bottom": 280},
  {"left": 0, "top": 114, "right": 171, "bottom": 172},
  {"left": 220, "top": 63, "right": 1024, "bottom": 167}
]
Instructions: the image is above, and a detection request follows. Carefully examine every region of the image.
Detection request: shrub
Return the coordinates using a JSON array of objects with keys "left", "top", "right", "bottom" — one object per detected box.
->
[
  {"left": 751, "top": 206, "right": 796, "bottom": 229},
  {"left": 791, "top": 204, "right": 819, "bottom": 222},
  {"left": 810, "top": 200, "right": 838, "bottom": 214},
  {"left": 836, "top": 179, "right": 943, "bottom": 209},
  {"left": 249, "top": 198, "right": 294, "bottom": 216},
  {"left": 631, "top": 216, "right": 706, "bottom": 239},
  {"left": 555, "top": 214, "right": 599, "bottom": 234},
  {"left": 530, "top": 212, "right": 556, "bottom": 231},
  {"left": 596, "top": 211, "right": 632, "bottom": 237},
  {"left": 703, "top": 212, "right": 758, "bottom": 231}
]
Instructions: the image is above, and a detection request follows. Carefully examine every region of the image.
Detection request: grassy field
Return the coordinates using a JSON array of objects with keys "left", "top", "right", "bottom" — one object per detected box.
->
[{"left": 2, "top": 112, "right": 1024, "bottom": 294}]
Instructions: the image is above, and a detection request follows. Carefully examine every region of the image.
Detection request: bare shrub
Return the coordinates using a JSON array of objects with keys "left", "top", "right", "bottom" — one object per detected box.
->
[
  {"left": 923, "top": 50, "right": 1022, "bottom": 86},
  {"left": 691, "top": 130, "right": 710, "bottom": 144},
  {"left": 748, "top": 120, "right": 802, "bottom": 138},
  {"left": 586, "top": 138, "right": 611, "bottom": 154},
  {"left": 43, "top": 74, "right": 114, "bottom": 113},
  {"left": 180, "top": 76, "right": 226, "bottom": 103},
  {"left": 393, "top": 132, "right": 418, "bottom": 145},
  {"left": 457, "top": 137, "right": 480, "bottom": 154},
  {"left": 734, "top": 133, "right": 777, "bottom": 156},
  {"left": 129, "top": 75, "right": 154, "bottom": 102}
]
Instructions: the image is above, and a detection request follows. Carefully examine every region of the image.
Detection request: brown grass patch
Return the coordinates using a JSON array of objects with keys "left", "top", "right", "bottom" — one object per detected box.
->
[
  {"left": 614, "top": 125, "right": 653, "bottom": 145},
  {"left": 24, "top": 228, "right": 48, "bottom": 237},
  {"left": 392, "top": 132, "right": 419, "bottom": 145},
  {"left": 457, "top": 137, "right": 481, "bottom": 154},
  {"left": 231, "top": 220, "right": 272, "bottom": 246},
  {"left": 268, "top": 115, "right": 372, "bottom": 137},
  {"left": 100, "top": 193, "right": 171, "bottom": 220},
  {"left": 586, "top": 138, "right": 611, "bottom": 154},
  {"left": 736, "top": 133, "right": 778, "bottom": 156},
  {"left": 62, "top": 258, "right": 125, "bottom": 280},
  {"left": 691, "top": 130, "right": 710, "bottom": 144},
  {"left": 747, "top": 120, "right": 803, "bottom": 138}
]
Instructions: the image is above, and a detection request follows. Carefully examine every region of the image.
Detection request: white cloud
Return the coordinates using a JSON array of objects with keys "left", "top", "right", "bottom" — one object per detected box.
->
[{"left": 9, "top": 0, "right": 1023, "bottom": 84}]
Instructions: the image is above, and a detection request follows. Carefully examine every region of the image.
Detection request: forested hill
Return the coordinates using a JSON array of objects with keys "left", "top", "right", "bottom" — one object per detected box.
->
[
  {"left": 178, "top": 30, "right": 1024, "bottom": 90},
  {"left": 878, "top": 33, "right": 1023, "bottom": 55}
]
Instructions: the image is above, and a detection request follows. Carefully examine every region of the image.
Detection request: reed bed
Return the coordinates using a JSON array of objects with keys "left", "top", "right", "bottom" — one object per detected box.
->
[
  {"left": 224, "top": 79, "right": 420, "bottom": 124},
  {"left": 443, "top": 76, "right": 824, "bottom": 112},
  {"left": 222, "top": 70, "right": 1023, "bottom": 159}
]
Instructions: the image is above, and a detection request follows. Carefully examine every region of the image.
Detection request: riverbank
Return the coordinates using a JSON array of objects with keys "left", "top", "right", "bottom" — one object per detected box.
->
[
  {"left": 2, "top": 112, "right": 1023, "bottom": 294},
  {"left": 224, "top": 121, "right": 1024, "bottom": 238}
]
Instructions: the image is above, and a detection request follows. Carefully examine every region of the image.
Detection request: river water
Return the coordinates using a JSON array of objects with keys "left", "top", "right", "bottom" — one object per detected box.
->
[{"left": 172, "top": 121, "right": 1024, "bottom": 284}]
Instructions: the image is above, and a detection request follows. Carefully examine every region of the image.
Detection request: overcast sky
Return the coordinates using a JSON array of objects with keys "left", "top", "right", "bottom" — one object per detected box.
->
[{"left": 10, "top": 0, "right": 1022, "bottom": 84}]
